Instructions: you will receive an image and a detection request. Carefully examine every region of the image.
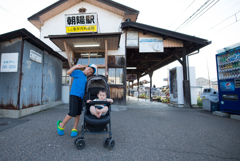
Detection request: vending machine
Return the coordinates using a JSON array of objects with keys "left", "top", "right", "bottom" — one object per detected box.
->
[{"left": 216, "top": 43, "right": 240, "bottom": 114}]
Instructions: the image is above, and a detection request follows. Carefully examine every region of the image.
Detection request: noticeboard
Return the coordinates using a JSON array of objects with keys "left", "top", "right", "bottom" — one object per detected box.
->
[
  {"left": 139, "top": 37, "right": 164, "bottom": 53},
  {"left": 127, "top": 74, "right": 137, "bottom": 81},
  {"left": 1, "top": 53, "right": 18, "bottom": 72}
]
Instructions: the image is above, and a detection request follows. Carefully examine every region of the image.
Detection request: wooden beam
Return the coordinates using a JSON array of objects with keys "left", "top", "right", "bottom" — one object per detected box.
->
[
  {"left": 63, "top": 41, "right": 72, "bottom": 68},
  {"left": 105, "top": 39, "right": 108, "bottom": 78},
  {"left": 174, "top": 54, "right": 183, "bottom": 65},
  {"left": 127, "top": 59, "right": 162, "bottom": 61}
]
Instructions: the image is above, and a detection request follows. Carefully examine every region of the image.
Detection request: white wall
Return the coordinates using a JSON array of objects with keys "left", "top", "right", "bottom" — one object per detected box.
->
[{"left": 40, "top": 1, "right": 125, "bottom": 57}]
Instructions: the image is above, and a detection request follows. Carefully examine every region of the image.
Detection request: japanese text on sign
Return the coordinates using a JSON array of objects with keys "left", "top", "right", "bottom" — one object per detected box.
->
[{"left": 65, "top": 13, "right": 98, "bottom": 33}]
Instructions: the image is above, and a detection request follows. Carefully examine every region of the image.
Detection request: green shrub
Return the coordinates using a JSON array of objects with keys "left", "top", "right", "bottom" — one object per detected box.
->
[{"left": 197, "top": 96, "right": 203, "bottom": 106}]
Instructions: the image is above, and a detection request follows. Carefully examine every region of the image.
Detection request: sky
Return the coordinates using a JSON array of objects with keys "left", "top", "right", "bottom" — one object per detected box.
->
[{"left": 1, "top": 0, "right": 240, "bottom": 87}]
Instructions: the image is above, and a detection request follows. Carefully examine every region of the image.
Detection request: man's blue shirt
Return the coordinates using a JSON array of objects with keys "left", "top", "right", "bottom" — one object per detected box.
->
[{"left": 70, "top": 70, "right": 87, "bottom": 99}]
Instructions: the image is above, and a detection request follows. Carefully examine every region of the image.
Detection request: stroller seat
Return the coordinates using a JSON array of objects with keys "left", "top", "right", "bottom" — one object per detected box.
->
[{"left": 85, "top": 114, "right": 110, "bottom": 125}]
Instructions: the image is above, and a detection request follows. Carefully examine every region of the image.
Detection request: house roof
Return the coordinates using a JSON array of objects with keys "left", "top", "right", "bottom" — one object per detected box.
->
[
  {"left": 0, "top": 28, "right": 67, "bottom": 62},
  {"left": 28, "top": 0, "right": 139, "bottom": 30},
  {"left": 121, "top": 21, "right": 212, "bottom": 77}
]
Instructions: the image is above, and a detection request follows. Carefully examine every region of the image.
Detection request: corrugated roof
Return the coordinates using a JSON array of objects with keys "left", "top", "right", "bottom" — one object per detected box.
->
[{"left": 0, "top": 28, "right": 67, "bottom": 62}]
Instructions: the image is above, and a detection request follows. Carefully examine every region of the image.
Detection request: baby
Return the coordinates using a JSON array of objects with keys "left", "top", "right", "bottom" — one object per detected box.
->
[{"left": 87, "top": 89, "right": 113, "bottom": 118}]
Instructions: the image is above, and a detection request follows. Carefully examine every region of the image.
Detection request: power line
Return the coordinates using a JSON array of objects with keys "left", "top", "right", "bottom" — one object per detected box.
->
[
  {"left": 208, "top": 14, "right": 240, "bottom": 36},
  {"left": 203, "top": 9, "right": 240, "bottom": 35},
  {"left": 175, "top": 0, "right": 211, "bottom": 31},
  {"left": 168, "top": 0, "right": 196, "bottom": 30},
  {"left": 0, "top": 5, "right": 24, "bottom": 20},
  {"left": 199, "top": 0, "right": 240, "bottom": 36},
  {"left": 180, "top": 0, "right": 220, "bottom": 32}
]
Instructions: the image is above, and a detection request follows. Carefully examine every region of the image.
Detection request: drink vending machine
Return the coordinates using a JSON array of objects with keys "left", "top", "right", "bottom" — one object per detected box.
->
[{"left": 216, "top": 43, "right": 240, "bottom": 114}]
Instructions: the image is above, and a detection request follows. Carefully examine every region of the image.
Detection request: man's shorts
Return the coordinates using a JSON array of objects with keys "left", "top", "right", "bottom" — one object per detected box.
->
[{"left": 68, "top": 95, "right": 83, "bottom": 117}]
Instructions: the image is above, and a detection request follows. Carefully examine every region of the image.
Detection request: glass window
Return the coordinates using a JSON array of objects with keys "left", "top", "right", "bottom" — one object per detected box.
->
[
  {"left": 62, "top": 69, "right": 70, "bottom": 84},
  {"left": 98, "top": 52, "right": 105, "bottom": 64},
  {"left": 78, "top": 51, "right": 105, "bottom": 65},
  {"left": 98, "top": 68, "right": 105, "bottom": 76},
  {"left": 90, "top": 52, "right": 97, "bottom": 64},
  {"left": 81, "top": 52, "right": 89, "bottom": 65},
  {"left": 108, "top": 68, "right": 123, "bottom": 85}
]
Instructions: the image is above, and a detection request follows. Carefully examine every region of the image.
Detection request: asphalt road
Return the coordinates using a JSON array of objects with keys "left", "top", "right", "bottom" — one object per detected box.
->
[{"left": 0, "top": 97, "right": 240, "bottom": 161}]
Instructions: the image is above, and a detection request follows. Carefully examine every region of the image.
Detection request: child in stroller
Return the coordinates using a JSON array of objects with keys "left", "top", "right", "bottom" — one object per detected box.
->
[
  {"left": 74, "top": 75, "right": 115, "bottom": 150},
  {"left": 87, "top": 89, "right": 113, "bottom": 118}
]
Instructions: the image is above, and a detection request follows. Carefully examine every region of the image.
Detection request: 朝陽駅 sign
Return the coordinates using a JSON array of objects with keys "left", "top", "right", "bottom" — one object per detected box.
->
[{"left": 65, "top": 13, "right": 98, "bottom": 33}]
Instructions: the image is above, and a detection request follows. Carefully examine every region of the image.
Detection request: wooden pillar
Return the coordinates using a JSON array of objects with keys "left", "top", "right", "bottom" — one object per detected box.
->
[
  {"left": 63, "top": 41, "right": 72, "bottom": 69},
  {"left": 149, "top": 71, "right": 153, "bottom": 102},
  {"left": 105, "top": 39, "right": 108, "bottom": 78},
  {"left": 182, "top": 48, "right": 191, "bottom": 108}
]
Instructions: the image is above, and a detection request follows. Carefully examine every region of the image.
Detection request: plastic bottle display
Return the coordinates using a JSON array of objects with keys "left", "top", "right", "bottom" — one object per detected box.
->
[{"left": 218, "top": 50, "right": 240, "bottom": 80}]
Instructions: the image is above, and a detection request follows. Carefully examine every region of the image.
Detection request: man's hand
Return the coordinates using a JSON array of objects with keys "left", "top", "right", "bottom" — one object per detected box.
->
[{"left": 74, "top": 64, "right": 86, "bottom": 69}]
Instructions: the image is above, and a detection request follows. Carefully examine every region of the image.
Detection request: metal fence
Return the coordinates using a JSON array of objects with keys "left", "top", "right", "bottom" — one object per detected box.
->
[{"left": 130, "top": 90, "right": 166, "bottom": 98}]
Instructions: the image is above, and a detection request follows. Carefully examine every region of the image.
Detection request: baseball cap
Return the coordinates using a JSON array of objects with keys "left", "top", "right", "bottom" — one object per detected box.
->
[{"left": 88, "top": 64, "right": 97, "bottom": 74}]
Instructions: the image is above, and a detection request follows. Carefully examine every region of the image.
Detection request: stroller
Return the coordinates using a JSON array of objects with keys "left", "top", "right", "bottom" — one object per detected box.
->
[{"left": 74, "top": 75, "right": 115, "bottom": 150}]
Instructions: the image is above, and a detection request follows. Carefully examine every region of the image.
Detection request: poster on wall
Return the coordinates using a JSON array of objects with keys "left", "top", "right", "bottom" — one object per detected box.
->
[
  {"left": 127, "top": 31, "right": 138, "bottom": 47},
  {"left": 139, "top": 37, "right": 164, "bottom": 53},
  {"left": 1, "top": 53, "right": 18, "bottom": 72},
  {"left": 127, "top": 74, "right": 137, "bottom": 81},
  {"left": 65, "top": 13, "right": 98, "bottom": 33}
]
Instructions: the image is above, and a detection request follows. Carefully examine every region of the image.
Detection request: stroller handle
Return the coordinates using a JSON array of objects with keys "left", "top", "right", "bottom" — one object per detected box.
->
[{"left": 87, "top": 101, "right": 111, "bottom": 106}]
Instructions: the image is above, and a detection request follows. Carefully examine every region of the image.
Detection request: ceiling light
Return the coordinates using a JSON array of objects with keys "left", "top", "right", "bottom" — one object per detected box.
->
[
  {"left": 126, "top": 67, "right": 137, "bottom": 69},
  {"left": 81, "top": 53, "right": 97, "bottom": 56},
  {"left": 74, "top": 44, "right": 100, "bottom": 47}
]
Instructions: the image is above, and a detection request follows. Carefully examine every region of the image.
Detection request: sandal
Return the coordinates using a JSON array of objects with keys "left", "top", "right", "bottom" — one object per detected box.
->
[
  {"left": 71, "top": 129, "right": 78, "bottom": 137},
  {"left": 57, "top": 120, "right": 64, "bottom": 136}
]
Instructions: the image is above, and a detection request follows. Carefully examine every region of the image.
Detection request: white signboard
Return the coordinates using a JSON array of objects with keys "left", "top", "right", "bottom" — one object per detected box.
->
[
  {"left": 1, "top": 53, "right": 18, "bottom": 72},
  {"left": 30, "top": 50, "right": 42, "bottom": 63},
  {"left": 127, "top": 31, "right": 138, "bottom": 47},
  {"left": 139, "top": 37, "right": 164, "bottom": 53},
  {"left": 65, "top": 13, "right": 98, "bottom": 33}
]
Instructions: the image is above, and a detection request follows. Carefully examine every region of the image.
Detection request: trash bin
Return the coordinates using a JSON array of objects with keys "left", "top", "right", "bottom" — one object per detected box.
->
[{"left": 200, "top": 88, "right": 219, "bottom": 111}]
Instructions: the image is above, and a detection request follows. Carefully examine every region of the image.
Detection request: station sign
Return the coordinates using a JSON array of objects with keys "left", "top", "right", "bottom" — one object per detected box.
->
[{"left": 65, "top": 13, "right": 98, "bottom": 33}]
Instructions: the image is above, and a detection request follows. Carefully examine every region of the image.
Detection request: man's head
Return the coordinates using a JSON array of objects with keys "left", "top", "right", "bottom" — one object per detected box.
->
[
  {"left": 88, "top": 64, "right": 97, "bottom": 74},
  {"left": 97, "top": 89, "right": 107, "bottom": 100},
  {"left": 84, "top": 64, "right": 97, "bottom": 76}
]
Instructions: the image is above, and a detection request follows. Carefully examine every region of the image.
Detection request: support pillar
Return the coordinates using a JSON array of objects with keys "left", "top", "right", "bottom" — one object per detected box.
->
[
  {"left": 149, "top": 71, "right": 153, "bottom": 102},
  {"left": 137, "top": 75, "right": 140, "bottom": 99},
  {"left": 182, "top": 48, "right": 191, "bottom": 108}
]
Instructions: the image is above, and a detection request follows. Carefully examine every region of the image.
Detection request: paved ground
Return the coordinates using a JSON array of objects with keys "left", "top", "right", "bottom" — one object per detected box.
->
[{"left": 0, "top": 97, "right": 240, "bottom": 161}]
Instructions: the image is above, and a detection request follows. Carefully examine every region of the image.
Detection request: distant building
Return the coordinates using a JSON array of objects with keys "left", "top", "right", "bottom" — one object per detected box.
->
[{"left": 196, "top": 77, "right": 218, "bottom": 91}]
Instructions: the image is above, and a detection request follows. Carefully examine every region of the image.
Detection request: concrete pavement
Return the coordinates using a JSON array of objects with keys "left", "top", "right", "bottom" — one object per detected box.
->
[{"left": 0, "top": 96, "right": 240, "bottom": 161}]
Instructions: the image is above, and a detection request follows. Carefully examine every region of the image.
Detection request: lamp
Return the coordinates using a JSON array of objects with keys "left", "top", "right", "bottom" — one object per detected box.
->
[
  {"left": 74, "top": 44, "right": 100, "bottom": 47},
  {"left": 126, "top": 67, "right": 137, "bottom": 69}
]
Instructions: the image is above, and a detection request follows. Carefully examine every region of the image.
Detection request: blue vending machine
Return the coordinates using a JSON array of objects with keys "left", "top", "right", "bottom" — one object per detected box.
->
[{"left": 216, "top": 43, "right": 240, "bottom": 114}]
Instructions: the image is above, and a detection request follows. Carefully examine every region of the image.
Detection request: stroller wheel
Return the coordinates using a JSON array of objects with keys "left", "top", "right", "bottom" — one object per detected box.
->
[
  {"left": 76, "top": 139, "right": 85, "bottom": 150},
  {"left": 108, "top": 139, "right": 115, "bottom": 150},
  {"left": 103, "top": 137, "right": 110, "bottom": 148},
  {"left": 74, "top": 137, "right": 83, "bottom": 145}
]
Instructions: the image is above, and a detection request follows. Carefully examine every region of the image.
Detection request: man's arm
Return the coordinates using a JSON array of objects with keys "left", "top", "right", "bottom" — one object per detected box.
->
[{"left": 67, "top": 64, "right": 85, "bottom": 76}]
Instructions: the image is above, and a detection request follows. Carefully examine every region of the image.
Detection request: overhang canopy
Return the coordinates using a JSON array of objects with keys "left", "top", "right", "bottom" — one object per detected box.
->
[
  {"left": 121, "top": 21, "right": 212, "bottom": 77},
  {"left": 45, "top": 32, "right": 122, "bottom": 52},
  {"left": 0, "top": 28, "right": 67, "bottom": 62}
]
